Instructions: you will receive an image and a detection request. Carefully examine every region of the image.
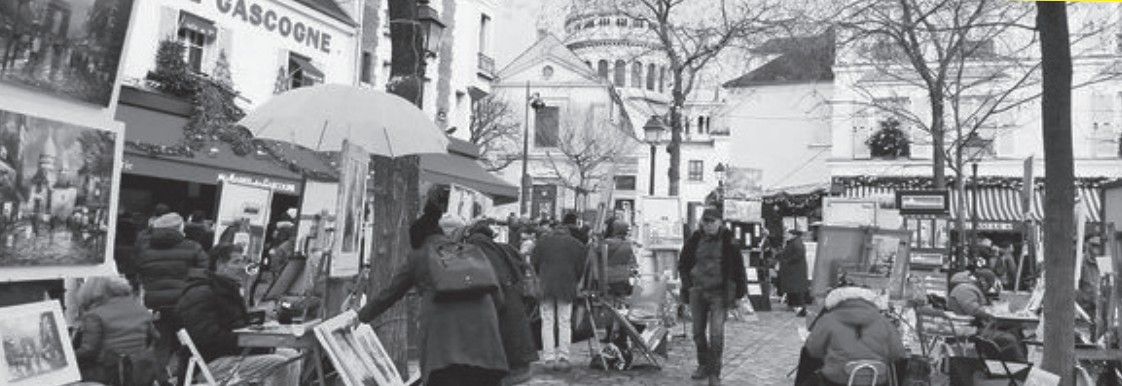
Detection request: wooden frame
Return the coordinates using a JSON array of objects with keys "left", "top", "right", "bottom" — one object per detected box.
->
[
  {"left": 0, "top": 300, "right": 80, "bottom": 386},
  {"left": 313, "top": 311, "right": 405, "bottom": 386}
]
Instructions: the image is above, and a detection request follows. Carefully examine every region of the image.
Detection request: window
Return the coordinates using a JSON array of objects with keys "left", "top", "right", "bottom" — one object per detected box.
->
[
  {"left": 646, "top": 63, "right": 655, "bottom": 90},
  {"left": 869, "top": 38, "right": 904, "bottom": 61},
  {"left": 360, "top": 51, "right": 373, "bottom": 83},
  {"left": 1090, "top": 92, "right": 1121, "bottom": 158},
  {"left": 598, "top": 18, "right": 610, "bottom": 26},
  {"left": 658, "top": 67, "right": 665, "bottom": 92},
  {"left": 287, "top": 52, "right": 323, "bottom": 89},
  {"left": 688, "top": 160, "right": 704, "bottom": 181},
  {"left": 962, "top": 39, "right": 995, "bottom": 58},
  {"left": 534, "top": 106, "right": 560, "bottom": 147},
  {"left": 614, "top": 176, "right": 637, "bottom": 191},
  {"left": 634, "top": 19, "right": 645, "bottom": 29},
  {"left": 597, "top": 60, "right": 609, "bottom": 79},
  {"left": 614, "top": 60, "right": 626, "bottom": 86},
  {"left": 697, "top": 116, "right": 705, "bottom": 134},
  {"left": 631, "top": 62, "right": 642, "bottom": 88},
  {"left": 479, "top": 14, "right": 491, "bottom": 56},
  {"left": 177, "top": 12, "right": 215, "bottom": 73},
  {"left": 616, "top": 18, "right": 628, "bottom": 27},
  {"left": 583, "top": 19, "right": 595, "bottom": 29}
]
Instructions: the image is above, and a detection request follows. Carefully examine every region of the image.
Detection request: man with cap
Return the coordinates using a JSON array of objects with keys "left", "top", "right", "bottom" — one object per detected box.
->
[
  {"left": 133, "top": 212, "right": 210, "bottom": 373},
  {"left": 678, "top": 207, "right": 747, "bottom": 386},
  {"left": 779, "top": 228, "right": 810, "bottom": 316}
]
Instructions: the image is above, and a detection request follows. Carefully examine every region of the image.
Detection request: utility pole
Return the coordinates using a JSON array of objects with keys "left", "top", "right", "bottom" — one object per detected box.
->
[{"left": 1038, "top": 2, "right": 1076, "bottom": 383}]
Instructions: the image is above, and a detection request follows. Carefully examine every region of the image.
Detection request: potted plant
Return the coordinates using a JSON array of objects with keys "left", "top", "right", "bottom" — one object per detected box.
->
[{"left": 866, "top": 117, "right": 911, "bottom": 159}]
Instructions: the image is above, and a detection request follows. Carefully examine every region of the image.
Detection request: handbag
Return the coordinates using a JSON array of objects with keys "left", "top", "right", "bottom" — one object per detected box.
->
[
  {"left": 523, "top": 269, "right": 543, "bottom": 299},
  {"left": 428, "top": 242, "right": 500, "bottom": 299}
]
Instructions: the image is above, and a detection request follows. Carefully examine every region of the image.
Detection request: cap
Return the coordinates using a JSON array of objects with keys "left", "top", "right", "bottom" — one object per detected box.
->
[
  {"left": 701, "top": 207, "right": 721, "bottom": 221},
  {"left": 152, "top": 213, "right": 184, "bottom": 229},
  {"left": 787, "top": 229, "right": 804, "bottom": 237}
]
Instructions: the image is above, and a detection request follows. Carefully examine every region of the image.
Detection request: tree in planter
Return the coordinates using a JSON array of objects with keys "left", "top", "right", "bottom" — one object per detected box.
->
[
  {"left": 148, "top": 40, "right": 196, "bottom": 98},
  {"left": 866, "top": 117, "right": 910, "bottom": 158}
]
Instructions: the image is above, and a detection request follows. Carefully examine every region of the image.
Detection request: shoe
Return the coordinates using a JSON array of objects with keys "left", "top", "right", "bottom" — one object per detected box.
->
[
  {"left": 502, "top": 366, "right": 533, "bottom": 386},
  {"left": 708, "top": 374, "right": 721, "bottom": 386},
  {"left": 691, "top": 366, "right": 707, "bottom": 380},
  {"left": 796, "top": 308, "right": 807, "bottom": 317},
  {"left": 542, "top": 359, "right": 557, "bottom": 371},
  {"left": 556, "top": 358, "right": 572, "bottom": 372}
]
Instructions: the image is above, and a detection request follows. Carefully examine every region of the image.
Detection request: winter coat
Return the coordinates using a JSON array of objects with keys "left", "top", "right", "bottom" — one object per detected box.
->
[
  {"left": 135, "top": 228, "right": 209, "bottom": 310},
  {"left": 531, "top": 228, "right": 587, "bottom": 303},
  {"left": 948, "top": 272, "right": 989, "bottom": 318},
  {"left": 604, "top": 238, "right": 636, "bottom": 285},
  {"left": 176, "top": 271, "right": 250, "bottom": 362},
  {"left": 358, "top": 234, "right": 509, "bottom": 382},
  {"left": 779, "top": 237, "right": 810, "bottom": 295},
  {"left": 677, "top": 228, "right": 748, "bottom": 306},
  {"left": 74, "top": 296, "right": 159, "bottom": 384},
  {"left": 465, "top": 233, "right": 539, "bottom": 369},
  {"left": 804, "top": 287, "right": 906, "bottom": 385}
]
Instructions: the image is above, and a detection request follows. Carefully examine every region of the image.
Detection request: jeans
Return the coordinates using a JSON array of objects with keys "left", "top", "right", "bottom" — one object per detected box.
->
[
  {"left": 540, "top": 298, "right": 572, "bottom": 361},
  {"left": 690, "top": 288, "right": 727, "bottom": 377}
]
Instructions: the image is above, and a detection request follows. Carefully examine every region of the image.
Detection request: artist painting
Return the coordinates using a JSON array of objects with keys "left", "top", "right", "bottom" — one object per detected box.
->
[
  {"left": 0, "top": 0, "right": 136, "bottom": 106},
  {"left": 0, "top": 107, "right": 117, "bottom": 267}
]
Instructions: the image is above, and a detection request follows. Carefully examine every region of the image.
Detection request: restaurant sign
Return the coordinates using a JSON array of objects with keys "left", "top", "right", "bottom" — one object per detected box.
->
[
  {"left": 896, "top": 190, "right": 950, "bottom": 215},
  {"left": 215, "top": 0, "right": 336, "bottom": 54},
  {"left": 218, "top": 172, "right": 298, "bottom": 194}
]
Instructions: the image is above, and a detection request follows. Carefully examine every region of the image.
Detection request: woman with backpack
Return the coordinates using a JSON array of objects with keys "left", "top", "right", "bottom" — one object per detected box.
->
[{"left": 73, "top": 276, "right": 163, "bottom": 385}]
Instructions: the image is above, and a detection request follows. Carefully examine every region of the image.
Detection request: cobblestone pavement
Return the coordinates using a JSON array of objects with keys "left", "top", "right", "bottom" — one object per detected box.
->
[{"left": 522, "top": 308, "right": 807, "bottom": 386}]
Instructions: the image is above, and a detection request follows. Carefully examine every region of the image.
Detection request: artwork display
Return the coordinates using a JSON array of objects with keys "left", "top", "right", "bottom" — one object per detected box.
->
[
  {"left": 296, "top": 181, "right": 337, "bottom": 255},
  {"left": 0, "top": 300, "right": 80, "bottom": 386},
  {"left": 639, "top": 196, "right": 682, "bottom": 250},
  {"left": 333, "top": 141, "right": 368, "bottom": 277},
  {"left": 314, "top": 311, "right": 404, "bottom": 386},
  {"left": 213, "top": 180, "right": 273, "bottom": 264},
  {"left": 811, "top": 226, "right": 911, "bottom": 300},
  {"left": 0, "top": 0, "right": 136, "bottom": 106},
  {"left": 0, "top": 107, "right": 121, "bottom": 280}
]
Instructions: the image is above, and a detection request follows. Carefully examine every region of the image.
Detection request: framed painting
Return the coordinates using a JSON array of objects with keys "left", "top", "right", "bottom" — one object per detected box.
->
[
  {"left": 213, "top": 180, "right": 273, "bottom": 264},
  {"left": 314, "top": 311, "right": 404, "bottom": 386},
  {"left": 332, "top": 141, "right": 368, "bottom": 277},
  {"left": 0, "top": 0, "right": 136, "bottom": 106},
  {"left": 0, "top": 105, "right": 122, "bottom": 280},
  {"left": 0, "top": 300, "right": 80, "bottom": 386}
]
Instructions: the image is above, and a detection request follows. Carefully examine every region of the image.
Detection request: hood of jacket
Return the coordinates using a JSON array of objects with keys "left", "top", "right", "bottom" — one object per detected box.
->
[
  {"left": 824, "top": 286, "right": 877, "bottom": 310},
  {"left": 148, "top": 228, "right": 185, "bottom": 249},
  {"left": 950, "top": 271, "right": 976, "bottom": 285},
  {"left": 827, "top": 298, "right": 883, "bottom": 331}
]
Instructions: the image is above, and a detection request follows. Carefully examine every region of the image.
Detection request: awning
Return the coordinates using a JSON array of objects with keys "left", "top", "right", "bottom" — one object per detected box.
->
[
  {"left": 420, "top": 153, "right": 518, "bottom": 205},
  {"left": 291, "top": 56, "right": 325, "bottom": 84},
  {"left": 179, "top": 12, "right": 217, "bottom": 39},
  {"left": 844, "top": 185, "right": 1103, "bottom": 224},
  {"left": 123, "top": 147, "right": 303, "bottom": 195}
]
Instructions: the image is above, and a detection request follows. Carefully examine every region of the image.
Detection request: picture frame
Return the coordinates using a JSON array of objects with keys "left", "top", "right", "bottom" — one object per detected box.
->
[
  {"left": 213, "top": 180, "right": 274, "bottom": 264},
  {"left": 0, "top": 300, "right": 80, "bottom": 386},
  {"left": 332, "top": 141, "right": 368, "bottom": 277},
  {"left": 0, "top": 105, "right": 123, "bottom": 281},
  {"left": 314, "top": 311, "right": 404, "bottom": 386}
]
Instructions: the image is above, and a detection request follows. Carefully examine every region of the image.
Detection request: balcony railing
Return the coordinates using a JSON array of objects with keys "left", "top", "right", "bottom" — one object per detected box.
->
[{"left": 477, "top": 53, "right": 495, "bottom": 79}]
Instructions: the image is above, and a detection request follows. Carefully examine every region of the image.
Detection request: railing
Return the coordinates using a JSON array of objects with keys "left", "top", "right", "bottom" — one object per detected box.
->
[{"left": 477, "top": 53, "right": 495, "bottom": 78}]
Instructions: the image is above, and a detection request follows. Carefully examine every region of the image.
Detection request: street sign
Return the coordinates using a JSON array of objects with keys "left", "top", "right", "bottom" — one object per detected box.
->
[{"left": 895, "top": 190, "right": 950, "bottom": 215}]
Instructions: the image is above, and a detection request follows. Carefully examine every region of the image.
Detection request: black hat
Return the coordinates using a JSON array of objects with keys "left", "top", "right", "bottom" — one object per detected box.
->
[
  {"left": 787, "top": 229, "right": 804, "bottom": 237},
  {"left": 701, "top": 207, "right": 721, "bottom": 221}
]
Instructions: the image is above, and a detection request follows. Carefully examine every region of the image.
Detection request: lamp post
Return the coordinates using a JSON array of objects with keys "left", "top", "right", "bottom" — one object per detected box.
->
[
  {"left": 961, "top": 132, "right": 991, "bottom": 267},
  {"left": 643, "top": 116, "right": 668, "bottom": 195},
  {"left": 416, "top": 0, "right": 445, "bottom": 58},
  {"left": 521, "top": 87, "right": 545, "bottom": 216}
]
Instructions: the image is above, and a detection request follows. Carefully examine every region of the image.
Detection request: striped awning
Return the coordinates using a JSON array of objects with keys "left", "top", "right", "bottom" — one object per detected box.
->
[{"left": 843, "top": 185, "right": 1102, "bottom": 223}]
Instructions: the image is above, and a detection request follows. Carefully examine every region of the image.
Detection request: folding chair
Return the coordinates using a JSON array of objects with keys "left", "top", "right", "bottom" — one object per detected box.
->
[
  {"left": 970, "top": 335, "right": 1032, "bottom": 386},
  {"left": 176, "top": 329, "right": 217, "bottom": 385},
  {"left": 913, "top": 307, "right": 974, "bottom": 373},
  {"left": 845, "top": 360, "right": 896, "bottom": 386}
]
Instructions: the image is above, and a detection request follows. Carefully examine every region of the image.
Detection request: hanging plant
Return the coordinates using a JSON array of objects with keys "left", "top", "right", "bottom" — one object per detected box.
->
[{"left": 866, "top": 117, "right": 911, "bottom": 158}]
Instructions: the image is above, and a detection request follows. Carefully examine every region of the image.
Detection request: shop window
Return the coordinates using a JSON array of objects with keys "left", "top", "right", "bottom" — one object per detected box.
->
[
  {"left": 177, "top": 12, "right": 215, "bottom": 73},
  {"left": 288, "top": 52, "right": 324, "bottom": 89},
  {"left": 688, "top": 160, "right": 704, "bottom": 181},
  {"left": 534, "top": 106, "right": 560, "bottom": 148},
  {"left": 614, "top": 175, "right": 637, "bottom": 191}
]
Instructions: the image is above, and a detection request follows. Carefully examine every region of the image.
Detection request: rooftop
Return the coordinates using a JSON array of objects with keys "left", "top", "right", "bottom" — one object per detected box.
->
[{"left": 723, "top": 29, "right": 835, "bottom": 88}]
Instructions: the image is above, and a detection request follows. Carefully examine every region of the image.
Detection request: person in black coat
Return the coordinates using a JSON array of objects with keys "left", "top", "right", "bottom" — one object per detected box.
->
[
  {"left": 779, "top": 229, "right": 810, "bottom": 316},
  {"left": 677, "top": 208, "right": 748, "bottom": 386},
  {"left": 531, "top": 223, "right": 586, "bottom": 371}
]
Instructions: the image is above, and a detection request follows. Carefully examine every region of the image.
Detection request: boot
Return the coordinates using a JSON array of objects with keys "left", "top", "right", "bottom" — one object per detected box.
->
[
  {"left": 691, "top": 366, "right": 708, "bottom": 380},
  {"left": 708, "top": 374, "right": 721, "bottom": 386}
]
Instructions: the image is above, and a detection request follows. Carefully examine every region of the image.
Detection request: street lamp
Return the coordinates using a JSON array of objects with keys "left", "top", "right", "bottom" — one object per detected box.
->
[
  {"left": 961, "top": 132, "right": 992, "bottom": 265},
  {"left": 416, "top": 0, "right": 445, "bottom": 57},
  {"left": 643, "top": 115, "right": 668, "bottom": 195},
  {"left": 520, "top": 89, "right": 546, "bottom": 216}
]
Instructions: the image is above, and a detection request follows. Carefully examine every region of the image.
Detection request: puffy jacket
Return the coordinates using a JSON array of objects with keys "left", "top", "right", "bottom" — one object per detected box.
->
[
  {"left": 176, "top": 271, "right": 248, "bottom": 362},
  {"left": 604, "top": 238, "right": 636, "bottom": 284},
  {"left": 74, "top": 296, "right": 158, "bottom": 383},
  {"left": 805, "top": 287, "right": 906, "bottom": 385},
  {"left": 135, "top": 229, "right": 209, "bottom": 309},
  {"left": 948, "top": 271, "right": 989, "bottom": 318}
]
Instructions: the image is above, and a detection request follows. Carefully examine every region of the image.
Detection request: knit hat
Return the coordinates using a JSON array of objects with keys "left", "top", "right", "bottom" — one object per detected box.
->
[
  {"left": 152, "top": 213, "right": 184, "bottom": 229},
  {"left": 701, "top": 207, "right": 721, "bottom": 221}
]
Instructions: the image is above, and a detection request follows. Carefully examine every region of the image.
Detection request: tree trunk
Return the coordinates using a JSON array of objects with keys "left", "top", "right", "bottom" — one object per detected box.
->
[
  {"left": 667, "top": 89, "right": 684, "bottom": 197},
  {"left": 1038, "top": 2, "right": 1076, "bottom": 384},
  {"left": 930, "top": 93, "right": 947, "bottom": 190},
  {"left": 369, "top": 0, "right": 424, "bottom": 378}
]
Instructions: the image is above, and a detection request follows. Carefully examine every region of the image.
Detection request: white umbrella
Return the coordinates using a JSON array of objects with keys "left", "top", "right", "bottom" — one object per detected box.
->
[{"left": 238, "top": 84, "right": 448, "bottom": 156}]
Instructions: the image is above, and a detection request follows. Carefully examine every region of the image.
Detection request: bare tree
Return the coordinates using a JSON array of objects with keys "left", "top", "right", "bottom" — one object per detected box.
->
[
  {"left": 469, "top": 95, "right": 522, "bottom": 172},
  {"left": 616, "top": 0, "right": 789, "bottom": 196},
  {"left": 541, "top": 109, "right": 638, "bottom": 211}
]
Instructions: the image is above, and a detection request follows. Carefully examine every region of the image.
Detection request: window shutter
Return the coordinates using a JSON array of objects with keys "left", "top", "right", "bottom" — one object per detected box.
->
[
  {"left": 159, "top": 7, "right": 178, "bottom": 41},
  {"left": 215, "top": 27, "right": 232, "bottom": 69}
]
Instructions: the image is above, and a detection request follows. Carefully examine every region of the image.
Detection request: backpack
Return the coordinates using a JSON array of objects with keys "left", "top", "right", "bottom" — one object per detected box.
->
[{"left": 428, "top": 242, "right": 500, "bottom": 299}]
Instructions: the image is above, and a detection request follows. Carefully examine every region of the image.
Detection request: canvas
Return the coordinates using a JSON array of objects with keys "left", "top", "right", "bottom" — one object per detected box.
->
[
  {"left": 213, "top": 180, "right": 273, "bottom": 264},
  {"left": 314, "top": 311, "right": 404, "bottom": 386},
  {"left": 332, "top": 141, "right": 368, "bottom": 277},
  {"left": 0, "top": 106, "right": 121, "bottom": 280},
  {"left": 0, "top": 0, "right": 136, "bottom": 106},
  {"left": 0, "top": 300, "right": 81, "bottom": 386}
]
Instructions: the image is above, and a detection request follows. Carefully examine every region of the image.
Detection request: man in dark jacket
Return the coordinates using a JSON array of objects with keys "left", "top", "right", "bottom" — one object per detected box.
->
[
  {"left": 178, "top": 244, "right": 298, "bottom": 384},
  {"left": 677, "top": 208, "right": 748, "bottom": 386},
  {"left": 531, "top": 223, "right": 586, "bottom": 371},
  {"left": 133, "top": 212, "right": 209, "bottom": 371},
  {"left": 779, "top": 229, "right": 810, "bottom": 316}
]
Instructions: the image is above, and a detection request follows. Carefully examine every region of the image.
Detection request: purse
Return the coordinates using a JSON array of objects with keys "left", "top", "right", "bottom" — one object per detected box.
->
[{"left": 428, "top": 242, "right": 500, "bottom": 299}]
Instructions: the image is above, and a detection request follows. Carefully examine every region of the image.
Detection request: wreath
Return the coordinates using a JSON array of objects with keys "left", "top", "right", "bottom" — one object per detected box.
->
[{"left": 866, "top": 117, "right": 911, "bottom": 158}]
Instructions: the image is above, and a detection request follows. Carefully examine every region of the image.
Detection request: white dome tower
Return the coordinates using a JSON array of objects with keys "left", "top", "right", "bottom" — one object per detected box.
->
[{"left": 562, "top": 0, "right": 670, "bottom": 103}]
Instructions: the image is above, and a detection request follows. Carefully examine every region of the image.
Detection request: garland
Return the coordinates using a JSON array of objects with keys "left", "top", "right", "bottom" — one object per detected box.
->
[{"left": 833, "top": 175, "right": 1120, "bottom": 190}]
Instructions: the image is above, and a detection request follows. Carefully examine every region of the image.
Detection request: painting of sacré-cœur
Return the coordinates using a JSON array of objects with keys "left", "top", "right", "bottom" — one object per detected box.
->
[
  {"left": 0, "top": 0, "right": 136, "bottom": 106},
  {"left": 0, "top": 107, "right": 117, "bottom": 267}
]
